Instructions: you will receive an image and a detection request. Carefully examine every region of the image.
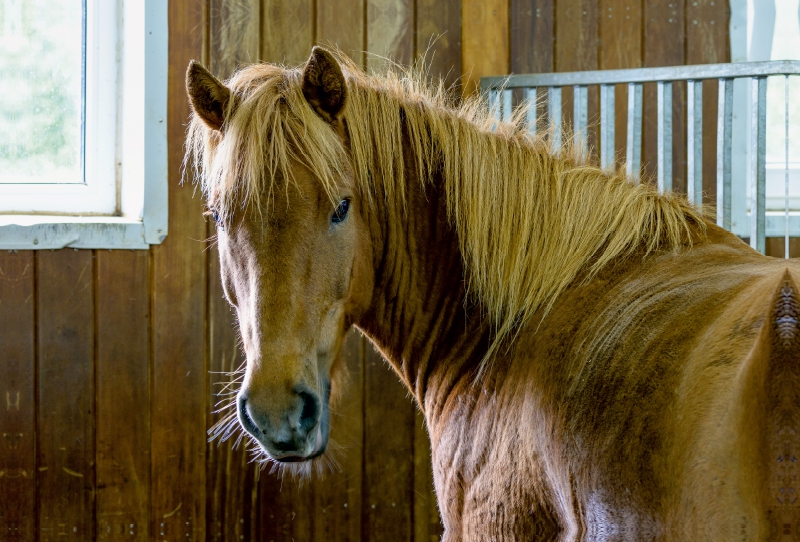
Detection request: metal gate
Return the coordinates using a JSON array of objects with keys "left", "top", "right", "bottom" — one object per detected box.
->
[{"left": 482, "top": 61, "right": 800, "bottom": 258}]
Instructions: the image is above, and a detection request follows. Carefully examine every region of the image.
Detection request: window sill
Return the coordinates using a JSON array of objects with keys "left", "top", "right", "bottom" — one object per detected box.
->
[{"left": 0, "top": 216, "right": 166, "bottom": 250}]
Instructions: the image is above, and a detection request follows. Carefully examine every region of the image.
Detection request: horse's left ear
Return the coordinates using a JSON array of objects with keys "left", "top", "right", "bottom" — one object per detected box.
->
[
  {"left": 301, "top": 47, "right": 347, "bottom": 122},
  {"left": 186, "top": 60, "right": 232, "bottom": 131}
]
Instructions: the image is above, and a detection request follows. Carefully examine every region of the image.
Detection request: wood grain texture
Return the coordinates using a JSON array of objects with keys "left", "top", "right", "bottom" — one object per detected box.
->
[
  {"left": 0, "top": 251, "right": 36, "bottom": 541},
  {"left": 643, "top": 1, "right": 686, "bottom": 187},
  {"left": 462, "top": 0, "right": 509, "bottom": 96},
  {"left": 95, "top": 250, "right": 150, "bottom": 541},
  {"left": 686, "top": 0, "right": 730, "bottom": 204},
  {"left": 600, "top": 0, "right": 642, "bottom": 168},
  {"left": 260, "top": 470, "right": 316, "bottom": 541},
  {"left": 416, "top": 0, "right": 461, "bottom": 89},
  {"left": 150, "top": 0, "right": 207, "bottom": 539},
  {"left": 361, "top": 344, "right": 414, "bottom": 541},
  {"left": 36, "top": 249, "right": 94, "bottom": 542},
  {"left": 367, "top": 0, "right": 413, "bottom": 73},
  {"left": 555, "top": 0, "right": 599, "bottom": 156},
  {"left": 313, "top": 330, "right": 364, "bottom": 542},
  {"left": 262, "top": 0, "right": 314, "bottom": 66},
  {"left": 317, "top": 0, "right": 366, "bottom": 67},
  {"left": 206, "top": 237, "right": 259, "bottom": 542},
  {"left": 209, "top": 0, "right": 261, "bottom": 77},
  {"left": 511, "top": 0, "right": 554, "bottom": 74}
]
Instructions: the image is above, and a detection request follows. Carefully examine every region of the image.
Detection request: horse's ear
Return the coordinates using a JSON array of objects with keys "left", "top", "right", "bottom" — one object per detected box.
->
[
  {"left": 301, "top": 47, "right": 347, "bottom": 122},
  {"left": 186, "top": 60, "right": 232, "bottom": 132}
]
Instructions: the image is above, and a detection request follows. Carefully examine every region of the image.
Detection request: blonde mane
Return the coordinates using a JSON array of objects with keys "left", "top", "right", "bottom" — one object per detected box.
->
[{"left": 186, "top": 51, "right": 705, "bottom": 362}]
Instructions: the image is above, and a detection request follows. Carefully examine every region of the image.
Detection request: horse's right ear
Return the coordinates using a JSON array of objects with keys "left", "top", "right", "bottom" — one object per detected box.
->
[
  {"left": 301, "top": 47, "right": 347, "bottom": 123},
  {"left": 186, "top": 60, "right": 232, "bottom": 132}
]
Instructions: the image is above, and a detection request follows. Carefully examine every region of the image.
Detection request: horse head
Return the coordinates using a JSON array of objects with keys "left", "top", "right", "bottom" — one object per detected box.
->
[{"left": 186, "top": 48, "right": 374, "bottom": 464}]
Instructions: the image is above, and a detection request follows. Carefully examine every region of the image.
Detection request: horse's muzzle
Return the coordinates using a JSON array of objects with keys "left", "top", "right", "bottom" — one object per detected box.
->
[{"left": 237, "top": 382, "right": 330, "bottom": 461}]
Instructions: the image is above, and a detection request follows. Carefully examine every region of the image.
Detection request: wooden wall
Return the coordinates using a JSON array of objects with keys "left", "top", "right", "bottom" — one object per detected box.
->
[{"left": 4, "top": 2, "right": 787, "bottom": 542}]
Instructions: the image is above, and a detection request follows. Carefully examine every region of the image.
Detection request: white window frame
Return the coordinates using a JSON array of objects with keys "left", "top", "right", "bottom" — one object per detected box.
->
[{"left": 0, "top": 0, "right": 168, "bottom": 250}]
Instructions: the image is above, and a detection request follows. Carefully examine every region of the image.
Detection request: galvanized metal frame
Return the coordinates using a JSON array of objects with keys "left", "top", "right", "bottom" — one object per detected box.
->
[{"left": 480, "top": 61, "right": 800, "bottom": 256}]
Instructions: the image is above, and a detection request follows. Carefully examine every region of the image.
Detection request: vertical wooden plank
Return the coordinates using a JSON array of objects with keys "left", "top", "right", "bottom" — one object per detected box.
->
[
  {"left": 600, "top": 0, "right": 642, "bottom": 169},
  {"left": 151, "top": 0, "right": 207, "bottom": 539},
  {"left": 37, "top": 249, "right": 94, "bottom": 542},
  {"left": 260, "top": 470, "right": 315, "bottom": 541},
  {"left": 317, "top": 0, "right": 366, "bottom": 67},
  {"left": 416, "top": 0, "right": 461, "bottom": 89},
  {"left": 367, "top": 0, "right": 414, "bottom": 73},
  {"left": 262, "top": 0, "right": 314, "bottom": 66},
  {"left": 206, "top": 1, "right": 262, "bottom": 538},
  {"left": 362, "top": 344, "right": 414, "bottom": 541},
  {"left": 363, "top": 1, "right": 417, "bottom": 535},
  {"left": 686, "top": 0, "right": 730, "bottom": 204},
  {"left": 766, "top": 237, "right": 800, "bottom": 258},
  {"left": 555, "top": 0, "right": 599, "bottom": 154},
  {"left": 462, "top": 0, "right": 509, "bottom": 97},
  {"left": 313, "top": 330, "right": 364, "bottom": 542},
  {"left": 95, "top": 250, "right": 150, "bottom": 541},
  {"left": 413, "top": 410, "right": 442, "bottom": 542},
  {"left": 510, "top": 0, "right": 554, "bottom": 74},
  {"left": 206, "top": 238, "right": 259, "bottom": 542},
  {"left": 510, "top": 0, "right": 553, "bottom": 133},
  {"left": 0, "top": 251, "right": 36, "bottom": 541},
  {"left": 643, "top": 1, "right": 685, "bottom": 188},
  {"left": 209, "top": 0, "right": 260, "bottom": 77}
]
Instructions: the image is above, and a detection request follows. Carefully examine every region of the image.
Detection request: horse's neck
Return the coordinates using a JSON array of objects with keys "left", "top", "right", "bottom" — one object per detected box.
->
[{"left": 355, "top": 160, "right": 491, "bottom": 419}]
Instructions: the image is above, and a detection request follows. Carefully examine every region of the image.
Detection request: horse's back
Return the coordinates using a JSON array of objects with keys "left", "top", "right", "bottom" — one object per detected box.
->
[{"left": 509, "top": 234, "right": 800, "bottom": 540}]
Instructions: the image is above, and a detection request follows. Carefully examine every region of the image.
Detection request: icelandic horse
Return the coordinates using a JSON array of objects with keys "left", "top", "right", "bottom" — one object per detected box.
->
[{"left": 185, "top": 47, "right": 800, "bottom": 540}]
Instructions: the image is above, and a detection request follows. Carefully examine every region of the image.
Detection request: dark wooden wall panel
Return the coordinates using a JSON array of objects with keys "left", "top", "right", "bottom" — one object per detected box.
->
[
  {"left": 317, "top": 0, "right": 366, "bottom": 67},
  {"left": 262, "top": 0, "right": 314, "bottom": 66},
  {"left": 462, "top": 0, "right": 509, "bottom": 97},
  {"left": 367, "top": 0, "right": 414, "bottom": 71},
  {"left": 686, "top": 0, "right": 730, "bottom": 204},
  {"left": 643, "top": 1, "right": 686, "bottom": 188},
  {"left": 0, "top": 251, "right": 36, "bottom": 541},
  {"left": 206, "top": 7, "right": 262, "bottom": 541},
  {"left": 416, "top": 0, "right": 462, "bottom": 89},
  {"left": 314, "top": 330, "right": 364, "bottom": 541},
  {"left": 96, "top": 251, "right": 150, "bottom": 541},
  {"left": 599, "top": 0, "right": 642, "bottom": 168},
  {"left": 556, "top": 0, "right": 599, "bottom": 152},
  {"left": 149, "top": 0, "right": 207, "bottom": 540},
  {"left": 37, "top": 249, "right": 95, "bottom": 542}
]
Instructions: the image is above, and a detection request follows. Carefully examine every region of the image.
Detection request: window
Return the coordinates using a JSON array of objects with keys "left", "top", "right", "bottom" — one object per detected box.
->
[
  {"left": 730, "top": 0, "right": 799, "bottom": 237},
  {"left": 0, "top": 0, "right": 168, "bottom": 249}
]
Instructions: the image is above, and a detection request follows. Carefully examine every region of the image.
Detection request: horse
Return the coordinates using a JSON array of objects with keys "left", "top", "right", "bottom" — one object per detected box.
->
[{"left": 185, "top": 47, "right": 800, "bottom": 540}]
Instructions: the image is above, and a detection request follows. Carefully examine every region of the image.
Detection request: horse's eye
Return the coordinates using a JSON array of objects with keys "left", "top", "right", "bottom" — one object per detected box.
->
[
  {"left": 211, "top": 209, "right": 224, "bottom": 230},
  {"left": 331, "top": 199, "right": 350, "bottom": 225}
]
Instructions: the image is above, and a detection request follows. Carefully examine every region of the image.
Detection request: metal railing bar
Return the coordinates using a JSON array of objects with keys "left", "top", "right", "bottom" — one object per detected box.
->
[
  {"left": 626, "top": 83, "right": 643, "bottom": 181},
  {"left": 785, "top": 76, "right": 790, "bottom": 259},
  {"left": 687, "top": 81, "right": 703, "bottom": 206},
  {"left": 489, "top": 89, "right": 501, "bottom": 125},
  {"left": 657, "top": 81, "right": 673, "bottom": 192},
  {"left": 573, "top": 85, "right": 589, "bottom": 153},
  {"left": 527, "top": 87, "right": 538, "bottom": 136},
  {"left": 503, "top": 89, "right": 513, "bottom": 121},
  {"left": 600, "top": 84, "right": 615, "bottom": 169},
  {"left": 750, "top": 76, "right": 767, "bottom": 254},
  {"left": 481, "top": 60, "right": 800, "bottom": 90},
  {"left": 548, "top": 86, "right": 562, "bottom": 151},
  {"left": 716, "top": 78, "right": 733, "bottom": 229}
]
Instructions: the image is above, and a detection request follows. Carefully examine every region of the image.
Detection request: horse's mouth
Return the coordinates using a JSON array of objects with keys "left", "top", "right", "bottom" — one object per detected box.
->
[
  {"left": 272, "top": 422, "right": 327, "bottom": 463},
  {"left": 270, "top": 383, "right": 330, "bottom": 463}
]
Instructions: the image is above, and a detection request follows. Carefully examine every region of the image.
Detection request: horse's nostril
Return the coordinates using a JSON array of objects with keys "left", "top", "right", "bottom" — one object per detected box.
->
[
  {"left": 297, "top": 390, "right": 320, "bottom": 434},
  {"left": 237, "top": 394, "right": 262, "bottom": 437}
]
